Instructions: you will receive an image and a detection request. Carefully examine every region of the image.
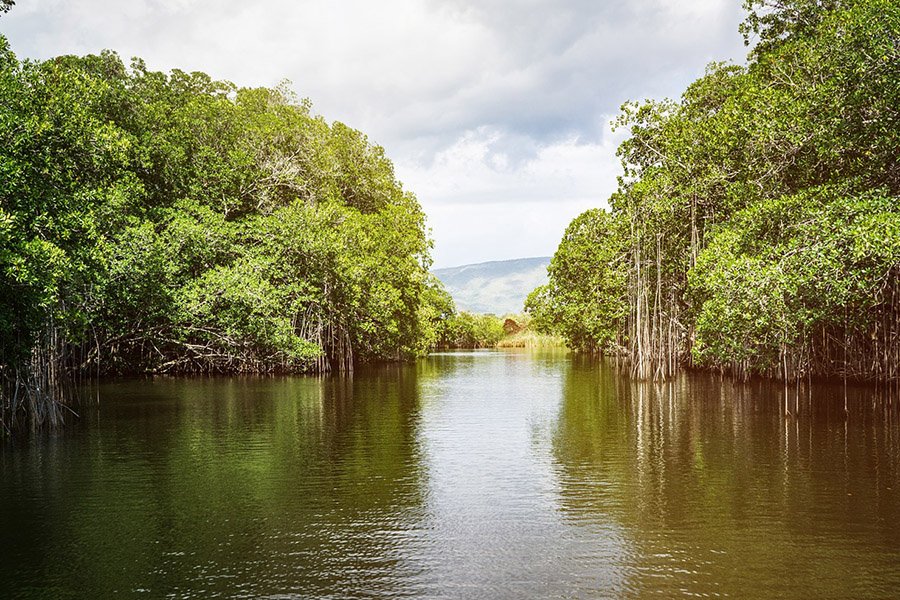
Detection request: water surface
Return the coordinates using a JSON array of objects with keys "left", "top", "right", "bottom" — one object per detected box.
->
[{"left": 2, "top": 350, "right": 899, "bottom": 598}]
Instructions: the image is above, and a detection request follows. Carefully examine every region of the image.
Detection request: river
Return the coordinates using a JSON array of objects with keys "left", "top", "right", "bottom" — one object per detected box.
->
[{"left": 2, "top": 349, "right": 899, "bottom": 598}]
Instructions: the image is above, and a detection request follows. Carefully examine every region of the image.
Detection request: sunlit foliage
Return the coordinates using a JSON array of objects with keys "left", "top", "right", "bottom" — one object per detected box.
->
[
  {"left": 534, "top": 0, "right": 900, "bottom": 381},
  {"left": 0, "top": 39, "right": 444, "bottom": 426}
]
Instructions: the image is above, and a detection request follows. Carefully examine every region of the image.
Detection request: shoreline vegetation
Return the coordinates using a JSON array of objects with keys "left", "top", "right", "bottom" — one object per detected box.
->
[
  {"left": 0, "top": 24, "right": 555, "bottom": 432},
  {"left": 526, "top": 0, "right": 899, "bottom": 385},
  {"left": 1, "top": 0, "right": 897, "bottom": 432},
  {"left": 0, "top": 32, "right": 469, "bottom": 431}
]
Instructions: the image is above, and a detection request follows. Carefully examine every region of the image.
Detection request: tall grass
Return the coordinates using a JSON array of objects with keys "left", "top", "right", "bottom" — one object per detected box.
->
[{"left": 496, "top": 330, "right": 566, "bottom": 348}]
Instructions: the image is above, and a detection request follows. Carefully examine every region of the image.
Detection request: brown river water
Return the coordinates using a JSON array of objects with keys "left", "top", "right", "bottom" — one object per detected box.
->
[{"left": 2, "top": 349, "right": 899, "bottom": 598}]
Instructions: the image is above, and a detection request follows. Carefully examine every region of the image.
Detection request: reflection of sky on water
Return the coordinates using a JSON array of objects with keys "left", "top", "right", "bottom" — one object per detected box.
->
[{"left": 414, "top": 350, "right": 632, "bottom": 598}]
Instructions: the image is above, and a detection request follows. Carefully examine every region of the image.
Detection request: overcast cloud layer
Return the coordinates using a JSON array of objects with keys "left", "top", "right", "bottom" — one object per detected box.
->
[{"left": 1, "top": 0, "right": 749, "bottom": 267}]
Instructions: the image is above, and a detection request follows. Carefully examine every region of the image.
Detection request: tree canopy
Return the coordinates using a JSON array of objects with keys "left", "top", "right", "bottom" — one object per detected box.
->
[
  {"left": 0, "top": 39, "right": 451, "bottom": 427},
  {"left": 530, "top": 0, "right": 900, "bottom": 382}
]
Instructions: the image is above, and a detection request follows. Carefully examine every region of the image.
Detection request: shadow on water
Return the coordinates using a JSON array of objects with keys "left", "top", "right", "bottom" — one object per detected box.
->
[
  {"left": 0, "top": 369, "right": 430, "bottom": 599},
  {"left": 552, "top": 355, "right": 900, "bottom": 598}
]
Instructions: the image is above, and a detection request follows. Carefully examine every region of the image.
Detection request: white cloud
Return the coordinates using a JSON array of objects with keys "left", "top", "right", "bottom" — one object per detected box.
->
[{"left": 397, "top": 123, "right": 626, "bottom": 267}]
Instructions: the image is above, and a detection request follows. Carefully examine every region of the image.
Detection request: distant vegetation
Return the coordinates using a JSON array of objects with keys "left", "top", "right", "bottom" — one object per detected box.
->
[
  {"left": 429, "top": 257, "right": 563, "bottom": 348},
  {"left": 424, "top": 284, "right": 562, "bottom": 350},
  {"left": 528, "top": 0, "right": 900, "bottom": 382},
  {"left": 436, "top": 312, "right": 507, "bottom": 349},
  {"left": 0, "top": 36, "right": 451, "bottom": 429},
  {"left": 496, "top": 328, "right": 565, "bottom": 349},
  {"left": 437, "top": 313, "right": 563, "bottom": 350}
]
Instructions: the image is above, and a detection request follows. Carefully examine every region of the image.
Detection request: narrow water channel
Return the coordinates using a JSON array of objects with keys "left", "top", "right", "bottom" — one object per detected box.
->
[{"left": 2, "top": 350, "right": 899, "bottom": 598}]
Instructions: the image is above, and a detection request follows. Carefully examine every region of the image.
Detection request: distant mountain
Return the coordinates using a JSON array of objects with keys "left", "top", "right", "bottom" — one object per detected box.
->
[{"left": 432, "top": 257, "right": 551, "bottom": 315}]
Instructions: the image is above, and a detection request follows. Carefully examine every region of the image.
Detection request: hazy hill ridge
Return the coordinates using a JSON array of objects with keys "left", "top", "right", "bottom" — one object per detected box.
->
[{"left": 432, "top": 257, "right": 551, "bottom": 315}]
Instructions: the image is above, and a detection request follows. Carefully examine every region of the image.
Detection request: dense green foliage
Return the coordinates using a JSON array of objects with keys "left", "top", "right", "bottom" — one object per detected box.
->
[
  {"left": 0, "top": 38, "right": 443, "bottom": 426},
  {"left": 531, "top": 0, "right": 900, "bottom": 381},
  {"left": 526, "top": 209, "right": 626, "bottom": 351},
  {"left": 434, "top": 311, "right": 507, "bottom": 349}
]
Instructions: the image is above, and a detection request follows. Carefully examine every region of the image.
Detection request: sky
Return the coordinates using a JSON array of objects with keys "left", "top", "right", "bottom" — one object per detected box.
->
[{"left": 0, "top": 0, "right": 749, "bottom": 268}]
